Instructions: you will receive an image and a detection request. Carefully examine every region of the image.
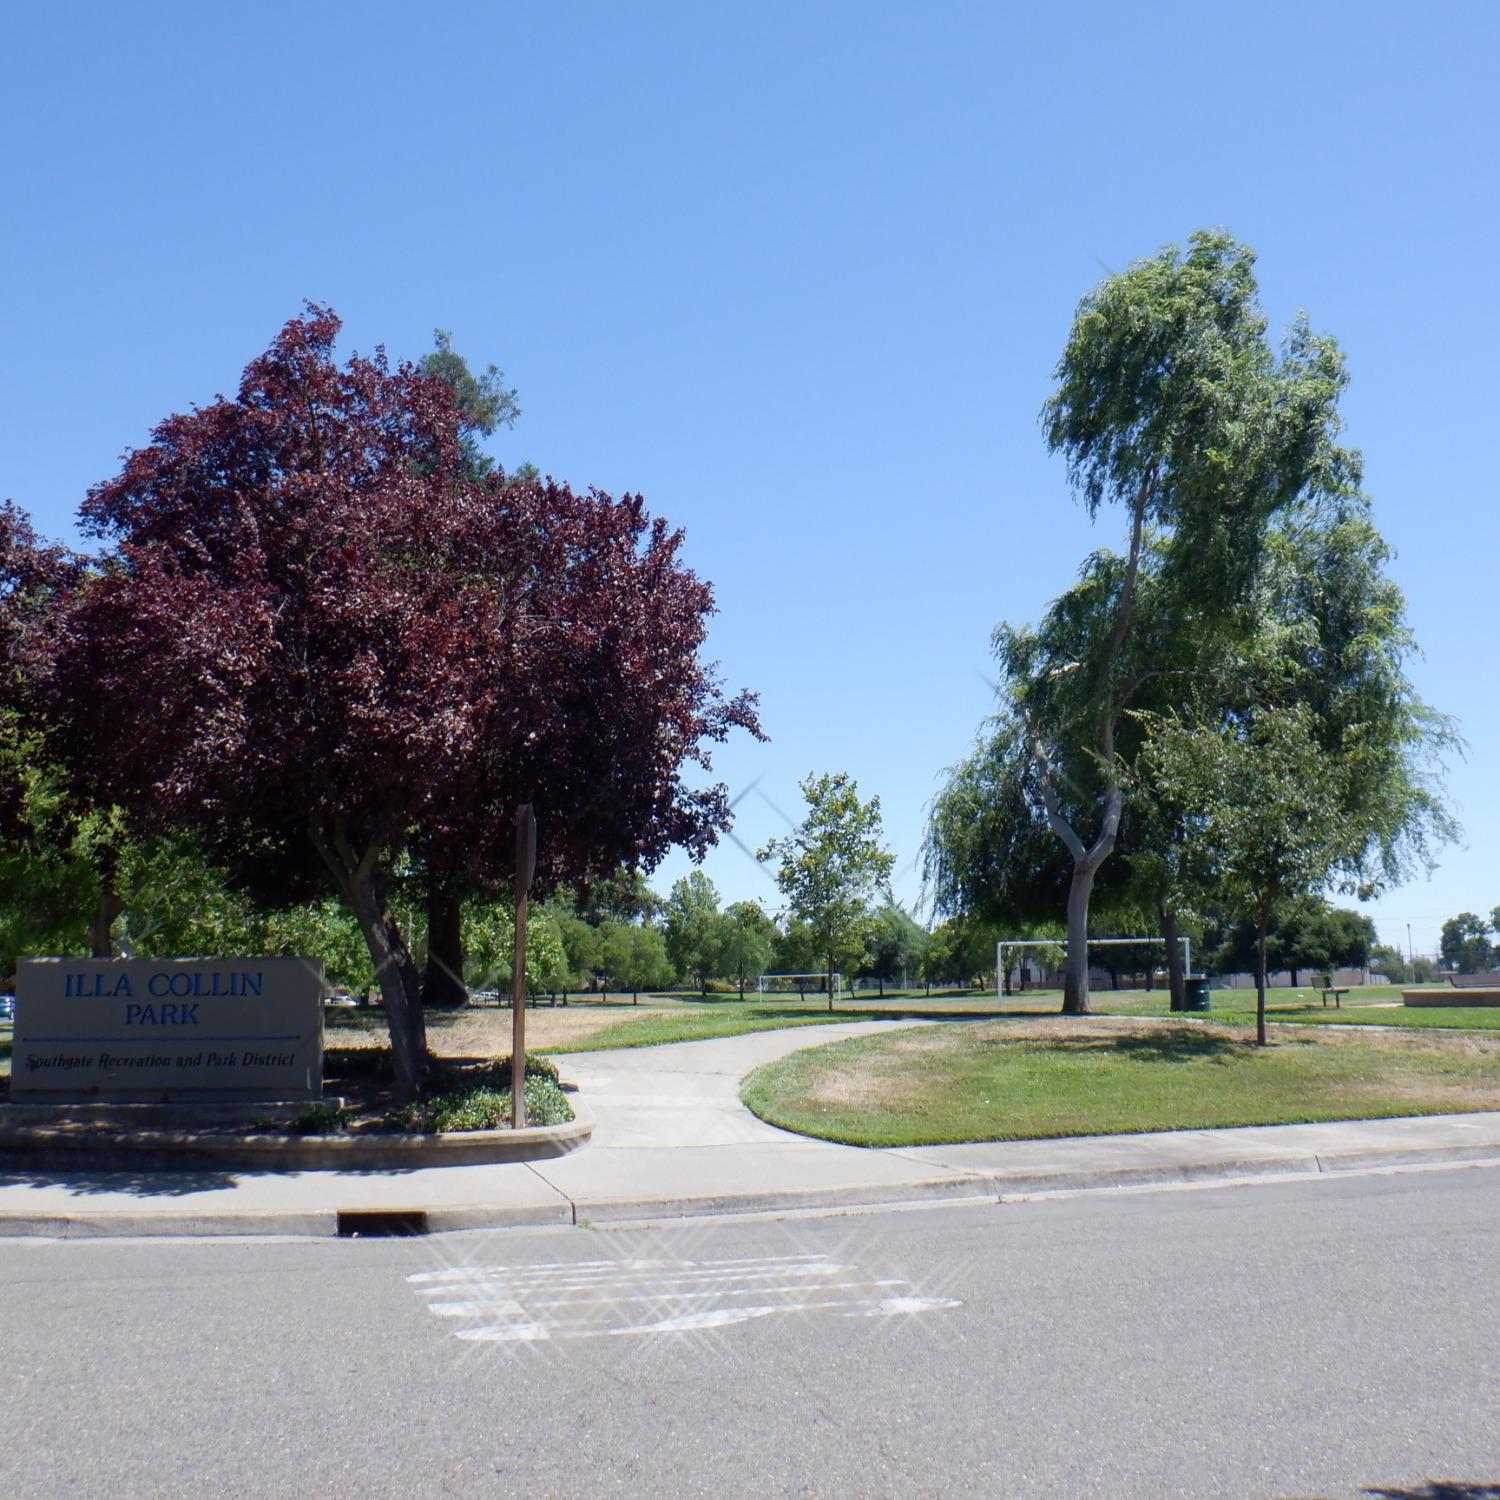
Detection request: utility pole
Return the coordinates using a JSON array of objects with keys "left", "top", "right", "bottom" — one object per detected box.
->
[
  {"left": 1407, "top": 923, "right": 1414, "bottom": 967},
  {"left": 512, "top": 803, "right": 536, "bottom": 1129}
]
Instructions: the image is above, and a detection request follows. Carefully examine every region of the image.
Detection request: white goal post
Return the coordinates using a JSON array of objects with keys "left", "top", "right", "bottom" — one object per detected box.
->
[
  {"left": 756, "top": 972, "right": 844, "bottom": 1011},
  {"left": 995, "top": 937, "right": 1190, "bottom": 999}
]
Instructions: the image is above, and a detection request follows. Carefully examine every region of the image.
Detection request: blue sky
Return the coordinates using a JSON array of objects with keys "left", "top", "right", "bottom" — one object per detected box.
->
[{"left": 2, "top": 2, "right": 1496, "bottom": 956}]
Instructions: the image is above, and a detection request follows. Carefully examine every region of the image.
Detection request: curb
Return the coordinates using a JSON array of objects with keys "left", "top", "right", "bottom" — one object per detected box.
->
[
  {"left": 0, "top": 1095, "right": 592, "bottom": 1173},
  {"left": 2, "top": 1137, "right": 1498, "bottom": 1240},
  {"left": 564, "top": 1144, "right": 1500, "bottom": 1225}
]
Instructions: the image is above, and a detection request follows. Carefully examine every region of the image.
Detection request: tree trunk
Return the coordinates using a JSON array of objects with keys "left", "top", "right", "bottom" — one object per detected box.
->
[
  {"left": 1025, "top": 474, "right": 1150, "bottom": 1023},
  {"left": 1161, "top": 904, "right": 1185, "bottom": 1013},
  {"left": 1062, "top": 866, "right": 1096, "bottom": 1014},
  {"left": 346, "top": 875, "right": 426, "bottom": 1097},
  {"left": 1288, "top": 967, "right": 1299, "bottom": 987},
  {"left": 89, "top": 887, "right": 125, "bottom": 958},
  {"left": 421, "top": 882, "right": 467, "bottom": 1008},
  {"left": 1255, "top": 922, "right": 1269, "bottom": 1047},
  {"left": 308, "top": 820, "right": 427, "bottom": 1100}
]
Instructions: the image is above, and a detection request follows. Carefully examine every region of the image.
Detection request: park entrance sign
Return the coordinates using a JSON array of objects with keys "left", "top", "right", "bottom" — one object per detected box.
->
[{"left": 11, "top": 957, "right": 324, "bottom": 1102}]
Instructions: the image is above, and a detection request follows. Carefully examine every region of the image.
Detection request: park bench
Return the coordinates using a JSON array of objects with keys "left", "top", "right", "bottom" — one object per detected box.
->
[
  {"left": 502, "top": 991, "right": 568, "bottom": 1008},
  {"left": 470, "top": 989, "right": 568, "bottom": 1008},
  {"left": 1313, "top": 976, "right": 1349, "bottom": 1008}
]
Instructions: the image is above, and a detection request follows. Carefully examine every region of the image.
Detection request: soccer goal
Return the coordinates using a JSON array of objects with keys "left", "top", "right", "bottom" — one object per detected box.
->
[
  {"left": 995, "top": 936, "right": 1190, "bottom": 999},
  {"left": 756, "top": 972, "right": 844, "bottom": 1011}
]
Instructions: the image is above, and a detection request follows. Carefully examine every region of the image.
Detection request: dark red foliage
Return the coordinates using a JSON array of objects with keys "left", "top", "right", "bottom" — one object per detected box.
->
[{"left": 51, "top": 305, "right": 761, "bottom": 890}]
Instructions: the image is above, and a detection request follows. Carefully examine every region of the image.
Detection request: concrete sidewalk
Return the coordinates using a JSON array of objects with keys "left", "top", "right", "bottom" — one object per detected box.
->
[{"left": 3, "top": 1019, "right": 1500, "bottom": 1237}]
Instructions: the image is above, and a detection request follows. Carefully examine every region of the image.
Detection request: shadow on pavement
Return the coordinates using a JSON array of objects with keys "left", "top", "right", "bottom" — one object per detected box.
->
[
  {"left": 0, "top": 1162, "right": 242, "bottom": 1196},
  {"left": 1365, "top": 1485, "right": 1500, "bottom": 1499},
  {"left": 0, "top": 1159, "right": 425, "bottom": 1198}
]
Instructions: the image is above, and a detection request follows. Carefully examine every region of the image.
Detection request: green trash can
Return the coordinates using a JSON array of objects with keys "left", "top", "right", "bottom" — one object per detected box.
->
[{"left": 1181, "top": 975, "right": 1212, "bottom": 1012}]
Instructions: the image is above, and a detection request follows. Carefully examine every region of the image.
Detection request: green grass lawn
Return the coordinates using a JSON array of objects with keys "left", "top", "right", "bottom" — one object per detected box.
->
[
  {"left": 1094, "top": 984, "right": 1500, "bottom": 1031},
  {"left": 740, "top": 1017, "right": 1500, "bottom": 1147}
]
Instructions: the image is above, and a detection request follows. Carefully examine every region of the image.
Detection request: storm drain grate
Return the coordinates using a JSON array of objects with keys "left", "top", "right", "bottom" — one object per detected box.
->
[{"left": 337, "top": 1208, "right": 430, "bottom": 1237}]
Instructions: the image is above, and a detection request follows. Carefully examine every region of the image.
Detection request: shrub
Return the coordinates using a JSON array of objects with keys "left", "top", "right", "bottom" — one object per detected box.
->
[
  {"left": 289, "top": 1103, "right": 353, "bottom": 1135},
  {"left": 389, "top": 1075, "right": 573, "bottom": 1134},
  {"left": 494, "top": 1052, "right": 562, "bottom": 1087}
]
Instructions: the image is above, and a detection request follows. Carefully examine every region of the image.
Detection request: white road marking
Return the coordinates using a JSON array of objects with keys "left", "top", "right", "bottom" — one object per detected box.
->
[{"left": 408, "top": 1253, "right": 959, "bottom": 1343}]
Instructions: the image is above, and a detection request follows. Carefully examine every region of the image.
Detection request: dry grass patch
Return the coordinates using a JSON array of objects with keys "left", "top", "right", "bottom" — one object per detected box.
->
[{"left": 325, "top": 1004, "right": 673, "bottom": 1057}]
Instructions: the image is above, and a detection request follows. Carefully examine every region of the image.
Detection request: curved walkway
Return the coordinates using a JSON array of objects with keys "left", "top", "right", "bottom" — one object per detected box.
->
[{"left": 3, "top": 1019, "right": 1500, "bottom": 1236}]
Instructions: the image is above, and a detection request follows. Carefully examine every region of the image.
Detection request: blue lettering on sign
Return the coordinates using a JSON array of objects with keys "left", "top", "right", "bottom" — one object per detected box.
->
[
  {"left": 65, "top": 973, "right": 135, "bottom": 998},
  {"left": 140, "top": 970, "right": 268, "bottom": 999},
  {"left": 124, "top": 1003, "right": 201, "bottom": 1026}
]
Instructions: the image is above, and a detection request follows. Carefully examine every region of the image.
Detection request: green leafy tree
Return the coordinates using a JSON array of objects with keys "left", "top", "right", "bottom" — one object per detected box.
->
[
  {"left": 418, "top": 329, "right": 521, "bottom": 481},
  {"left": 769, "top": 917, "right": 819, "bottom": 981},
  {"left": 602, "top": 922, "right": 674, "bottom": 1003},
  {"left": 542, "top": 900, "right": 604, "bottom": 992},
  {"left": 574, "top": 868, "right": 664, "bottom": 926},
  {"left": 921, "top": 920, "right": 967, "bottom": 990},
  {"left": 664, "top": 871, "right": 722, "bottom": 994},
  {"left": 759, "top": 773, "right": 895, "bottom": 998},
  {"left": 1370, "top": 943, "right": 1411, "bottom": 985},
  {"left": 1439, "top": 913, "right": 1495, "bottom": 974},
  {"left": 1003, "top": 231, "right": 1356, "bottom": 1015},
  {"left": 714, "top": 900, "right": 776, "bottom": 998},
  {"left": 1143, "top": 706, "right": 1352, "bottom": 1044},
  {"left": 924, "top": 674, "right": 1190, "bottom": 1005},
  {"left": 1206, "top": 899, "right": 1375, "bottom": 985},
  {"left": 460, "top": 902, "right": 567, "bottom": 996},
  {"left": 866, "top": 901, "right": 928, "bottom": 996},
  {"left": 1245, "top": 511, "right": 1457, "bottom": 894},
  {"left": 922, "top": 914, "right": 1007, "bottom": 992}
]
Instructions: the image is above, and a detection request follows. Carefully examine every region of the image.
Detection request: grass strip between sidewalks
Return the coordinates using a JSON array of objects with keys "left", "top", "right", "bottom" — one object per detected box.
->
[{"left": 740, "top": 1018, "right": 1500, "bottom": 1147}]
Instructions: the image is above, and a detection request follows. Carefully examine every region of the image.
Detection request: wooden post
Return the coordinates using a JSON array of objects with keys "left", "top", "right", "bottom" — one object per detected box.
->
[{"left": 512, "top": 803, "right": 536, "bottom": 1129}]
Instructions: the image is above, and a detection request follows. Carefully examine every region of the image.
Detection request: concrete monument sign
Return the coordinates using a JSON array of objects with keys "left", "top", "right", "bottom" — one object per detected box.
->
[{"left": 11, "top": 957, "right": 324, "bottom": 1101}]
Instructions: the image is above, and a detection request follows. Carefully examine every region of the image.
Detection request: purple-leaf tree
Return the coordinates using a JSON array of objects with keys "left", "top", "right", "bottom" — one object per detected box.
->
[{"left": 47, "top": 308, "right": 760, "bottom": 1096}]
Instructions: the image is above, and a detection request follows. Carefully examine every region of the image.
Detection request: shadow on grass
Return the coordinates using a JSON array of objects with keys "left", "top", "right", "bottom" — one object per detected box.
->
[{"left": 987, "top": 1030, "right": 1262, "bottom": 1065}]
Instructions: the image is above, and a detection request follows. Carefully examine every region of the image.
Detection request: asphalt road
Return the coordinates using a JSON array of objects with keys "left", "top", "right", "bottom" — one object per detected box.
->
[{"left": 1, "top": 1167, "right": 1496, "bottom": 1499}]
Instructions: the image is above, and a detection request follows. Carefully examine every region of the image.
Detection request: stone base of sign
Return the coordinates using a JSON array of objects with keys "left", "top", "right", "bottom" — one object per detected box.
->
[
  {"left": 0, "top": 1099, "right": 349, "bottom": 1128},
  {"left": 0, "top": 1094, "right": 592, "bottom": 1172},
  {"left": 1403, "top": 988, "right": 1500, "bottom": 1007}
]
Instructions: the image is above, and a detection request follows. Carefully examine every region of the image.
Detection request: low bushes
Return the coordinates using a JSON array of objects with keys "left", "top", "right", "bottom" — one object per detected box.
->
[{"left": 390, "top": 1073, "right": 573, "bottom": 1133}]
